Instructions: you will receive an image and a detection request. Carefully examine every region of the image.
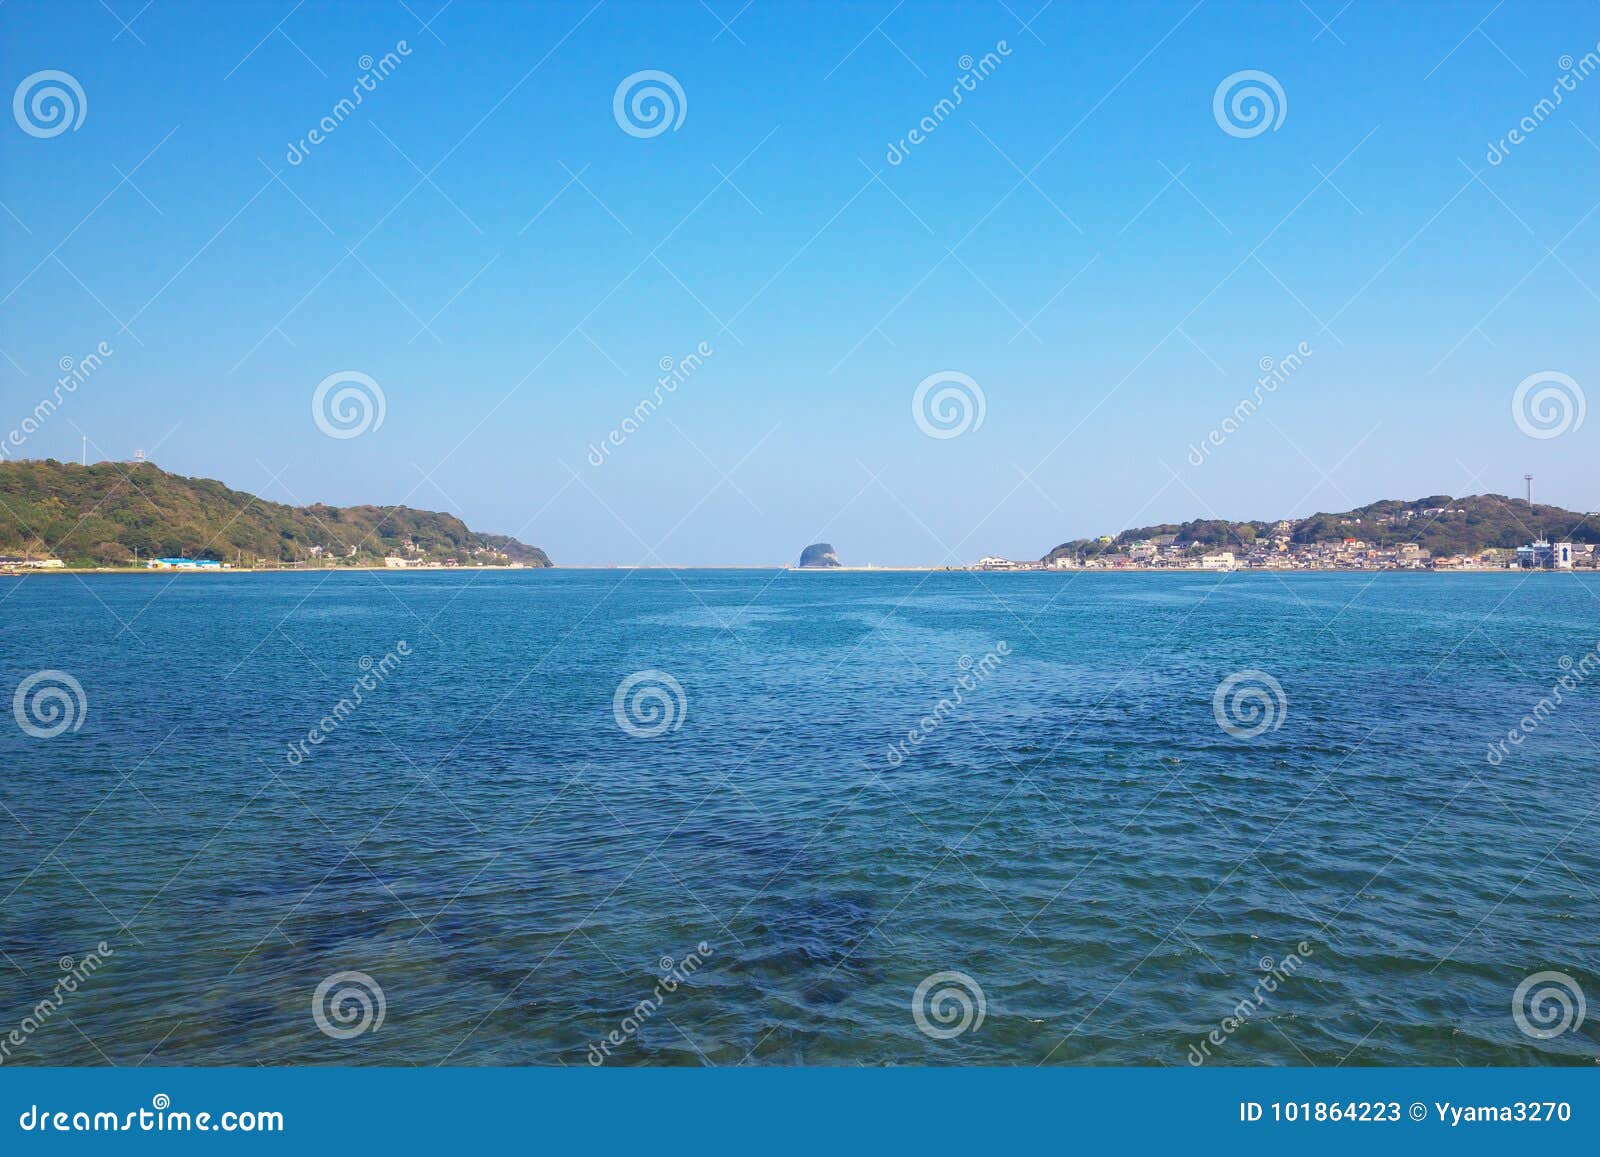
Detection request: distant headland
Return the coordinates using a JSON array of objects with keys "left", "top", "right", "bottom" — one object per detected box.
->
[
  {"left": 0, "top": 459, "right": 551, "bottom": 570},
  {"left": 1015, "top": 493, "right": 1599, "bottom": 572}
]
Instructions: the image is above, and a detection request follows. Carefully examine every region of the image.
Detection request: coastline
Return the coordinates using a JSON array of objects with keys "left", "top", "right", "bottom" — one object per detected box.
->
[
  {"left": 0, "top": 563, "right": 540, "bottom": 576},
  {"left": 2, "top": 564, "right": 1581, "bottom": 576}
]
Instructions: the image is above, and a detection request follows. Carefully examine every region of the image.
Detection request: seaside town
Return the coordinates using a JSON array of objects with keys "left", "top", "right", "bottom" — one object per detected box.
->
[
  {"left": 0, "top": 546, "right": 522, "bottom": 573},
  {"left": 975, "top": 530, "right": 1596, "bottom": 572}
]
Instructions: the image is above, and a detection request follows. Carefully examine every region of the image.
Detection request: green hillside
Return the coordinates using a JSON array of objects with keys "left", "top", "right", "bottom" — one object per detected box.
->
[
  {"left": 0, "top": 459, "right": 552, "bottom": 568},
  {"left": 1045, "top": 494, "right": 1598, "bottom": 561}
]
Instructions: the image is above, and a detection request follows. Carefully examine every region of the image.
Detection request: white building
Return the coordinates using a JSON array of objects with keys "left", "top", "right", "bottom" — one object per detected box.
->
[
  {"left": 1200, "top": 551, "right": 1236, "bottom": 570},
  {"left": 1516, "top": 541, "right": 1575, "bottom": 570}
]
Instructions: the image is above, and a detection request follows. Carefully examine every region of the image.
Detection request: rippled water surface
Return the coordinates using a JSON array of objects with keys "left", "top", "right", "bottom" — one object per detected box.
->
[{"left": 2, "top": 569, "right": 1597, "bottom": 1065}]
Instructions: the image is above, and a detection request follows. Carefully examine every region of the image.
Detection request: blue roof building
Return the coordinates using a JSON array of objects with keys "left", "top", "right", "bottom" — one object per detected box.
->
[{"left": 147, "top": 557, "right": 222, "bottom": 569}]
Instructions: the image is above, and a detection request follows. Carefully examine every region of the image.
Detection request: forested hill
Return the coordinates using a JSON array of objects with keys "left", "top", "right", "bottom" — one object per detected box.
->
[
  {"left": 0, "top": 459, "right": 552, "bottom": 568},
  {"left": 1045, "top": 494, "right": 1598, "bottom": 560}
]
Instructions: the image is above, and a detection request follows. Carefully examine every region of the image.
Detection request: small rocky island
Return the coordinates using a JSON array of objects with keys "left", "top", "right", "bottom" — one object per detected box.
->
[{"left": 796, "top": 542, "right": 841, "bottom": 568}]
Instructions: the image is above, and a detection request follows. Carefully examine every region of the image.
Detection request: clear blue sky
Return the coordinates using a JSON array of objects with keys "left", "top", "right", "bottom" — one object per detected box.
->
[{"left": 3, "top": 0, "right": 1596, "bottom": 564}]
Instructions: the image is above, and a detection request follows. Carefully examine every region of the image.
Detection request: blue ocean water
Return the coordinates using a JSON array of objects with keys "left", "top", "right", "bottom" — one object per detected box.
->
[{"left": 0, "top": 569, "right": 1596, "bottom": 1066}]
